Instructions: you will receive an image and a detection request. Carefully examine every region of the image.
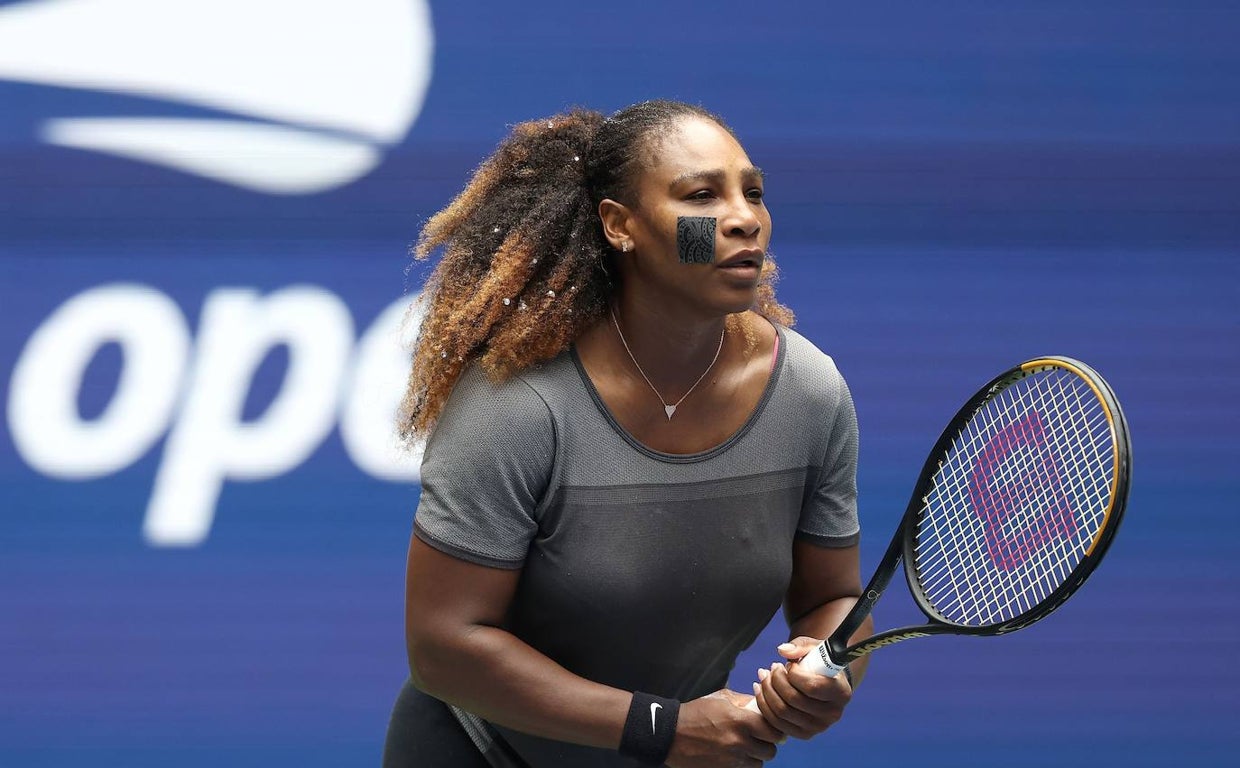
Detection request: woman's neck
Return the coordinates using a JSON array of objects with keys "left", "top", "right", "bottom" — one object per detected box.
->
[{"left": 609, "top": 293, "right": 728, "bottom": 395}]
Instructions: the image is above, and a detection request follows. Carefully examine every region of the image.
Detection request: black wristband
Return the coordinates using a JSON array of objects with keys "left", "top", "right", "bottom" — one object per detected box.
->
[{"left": 618, "top": 691, "right": 680, "bottom": 765}]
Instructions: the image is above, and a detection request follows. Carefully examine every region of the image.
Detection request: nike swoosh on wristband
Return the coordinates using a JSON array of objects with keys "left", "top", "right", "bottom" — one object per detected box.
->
[{"left": 649, "top": 702, "right": 662, "bottom": 733}]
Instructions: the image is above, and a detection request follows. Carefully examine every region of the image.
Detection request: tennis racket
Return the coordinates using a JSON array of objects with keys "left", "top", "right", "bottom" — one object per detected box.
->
[{"left": 749, "top": 355, "right": 1131, "bottom": 703}]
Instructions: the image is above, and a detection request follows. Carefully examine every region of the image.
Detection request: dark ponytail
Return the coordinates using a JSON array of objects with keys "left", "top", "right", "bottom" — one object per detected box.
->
[{"left": 399, "top": 109, "right": 611, "bottom": 440}]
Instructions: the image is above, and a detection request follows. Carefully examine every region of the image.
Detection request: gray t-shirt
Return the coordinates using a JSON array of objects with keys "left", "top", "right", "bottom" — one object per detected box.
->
[{"left": 413, "top": 324, "right": 859, "bottom": 767}]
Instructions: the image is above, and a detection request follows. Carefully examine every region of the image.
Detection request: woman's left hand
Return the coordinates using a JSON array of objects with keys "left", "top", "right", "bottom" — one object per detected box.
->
[{"left": 748, "top": 636, "right": 852, "bottom": 740}]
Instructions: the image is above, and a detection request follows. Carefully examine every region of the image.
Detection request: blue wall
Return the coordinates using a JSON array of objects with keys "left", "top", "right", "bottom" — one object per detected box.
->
[{"left": 1, "top": 1, "right": 1237, "bottom": 766}]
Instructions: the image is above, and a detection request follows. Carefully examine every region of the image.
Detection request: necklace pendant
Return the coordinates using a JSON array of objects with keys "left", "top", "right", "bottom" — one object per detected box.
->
[{"left": 609, "top": 305, "right": 724, "bottom": 426}]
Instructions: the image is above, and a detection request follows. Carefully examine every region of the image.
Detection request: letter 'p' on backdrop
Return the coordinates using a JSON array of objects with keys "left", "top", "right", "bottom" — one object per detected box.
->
[{"left": 1, "top": 1, "right": 1236, "bottom": 766}]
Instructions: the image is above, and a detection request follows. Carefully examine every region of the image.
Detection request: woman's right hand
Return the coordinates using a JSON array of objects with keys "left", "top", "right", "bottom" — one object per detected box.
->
[{"left": 665, "top": 689, "right": 784, "bottom": 768}]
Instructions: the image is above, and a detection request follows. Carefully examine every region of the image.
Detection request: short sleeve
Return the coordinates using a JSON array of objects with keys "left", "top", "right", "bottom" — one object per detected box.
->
[
  {"left": 413, "top": 366, "right": 556, "bottom": 569},
  {"left": 796, "top": 362, "right": 860, "bottom": 548}
]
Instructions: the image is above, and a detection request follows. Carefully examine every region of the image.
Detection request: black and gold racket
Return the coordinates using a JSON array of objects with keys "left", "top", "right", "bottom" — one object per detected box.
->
[{"left": 755, "top": 356, "right": 1131, "bottom": 686}]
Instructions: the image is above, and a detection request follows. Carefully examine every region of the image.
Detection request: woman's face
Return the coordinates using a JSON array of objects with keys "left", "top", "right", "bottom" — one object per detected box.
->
[{"left": 613, "top": 116, "right": 772, "bottom": 316}]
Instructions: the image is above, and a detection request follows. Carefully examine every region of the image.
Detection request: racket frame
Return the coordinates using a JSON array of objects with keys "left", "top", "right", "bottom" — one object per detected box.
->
[{"left": 821, "top": 356, "right": 1131, "bottom": 670}]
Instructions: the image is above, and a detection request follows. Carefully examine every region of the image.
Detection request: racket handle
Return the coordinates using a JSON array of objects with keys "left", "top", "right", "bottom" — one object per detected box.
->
[
  {"left": 742, "top": 641, "right": 845, "bottom": 713},
  {"left": 800, "top": 641, "right": 846, "bottom": 678}
]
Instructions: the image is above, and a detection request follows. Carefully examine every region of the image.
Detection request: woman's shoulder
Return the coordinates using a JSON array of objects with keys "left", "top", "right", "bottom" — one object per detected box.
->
[
  {"left": 447, "top": 350, "right": 577, "bottom": 403},
  {"left": 432, "top": 360, "right": 565, "bottom": 446},
  {"left": 772, "top": 325, "right": 852, "bottom": 411},
  {"left": 776, "top": 325, "right": 846, "bottom": 379}
]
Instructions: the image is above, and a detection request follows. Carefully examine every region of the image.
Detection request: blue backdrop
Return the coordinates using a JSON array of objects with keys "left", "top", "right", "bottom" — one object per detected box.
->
[{"left": 2, "top": 1, "right": 1237, "bottom": 766}]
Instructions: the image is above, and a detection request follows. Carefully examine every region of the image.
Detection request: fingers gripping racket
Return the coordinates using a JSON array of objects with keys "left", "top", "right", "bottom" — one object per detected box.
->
[{"left": 754, "top": 356, "right": 1131, "bottom": 696}]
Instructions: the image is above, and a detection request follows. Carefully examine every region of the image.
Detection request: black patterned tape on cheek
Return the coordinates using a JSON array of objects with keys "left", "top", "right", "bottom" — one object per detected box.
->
[{"left": 676, "top": 216, "right": 716, "bottom": 264}]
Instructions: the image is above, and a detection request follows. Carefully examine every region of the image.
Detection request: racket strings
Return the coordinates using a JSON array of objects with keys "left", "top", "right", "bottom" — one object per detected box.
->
[
  {"left": 918, "top": 390, "right": 1085, "bottom": 623},
  {"left": 937, "top": 376, "right": 1107, "bottom": 622},
  {"left": 912, "top": 368, "right": 1115, "bottom": 627},
  {"left": 935, "top": 373, "right": 1111, "bottom": 622}
]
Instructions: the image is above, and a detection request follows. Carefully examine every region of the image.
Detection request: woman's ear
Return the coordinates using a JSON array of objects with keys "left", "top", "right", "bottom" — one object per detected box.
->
[{"left": 598, "top": 198, "right": 634, "bottom": 253}]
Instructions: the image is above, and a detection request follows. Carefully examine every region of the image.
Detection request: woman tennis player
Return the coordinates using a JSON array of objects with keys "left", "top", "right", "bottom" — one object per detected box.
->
[{"left": 382, "top": 100, "right": 873, "bottom": 768}]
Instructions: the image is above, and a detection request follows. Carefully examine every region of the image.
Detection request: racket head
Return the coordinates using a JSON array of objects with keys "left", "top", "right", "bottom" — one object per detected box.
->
[{"left": 900, "top": 356, "right": 1131, "bottom": 635}]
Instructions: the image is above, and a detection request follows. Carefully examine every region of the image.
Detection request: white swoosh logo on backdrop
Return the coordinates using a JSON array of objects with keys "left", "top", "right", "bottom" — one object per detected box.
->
[{"left": 0, "top": 0, "right": 433, "bottom": 194}]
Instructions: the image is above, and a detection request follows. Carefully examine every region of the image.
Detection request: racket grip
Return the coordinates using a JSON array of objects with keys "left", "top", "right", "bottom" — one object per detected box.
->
[
  {"left": 800, "top": 641, "right": 846, "bottom": 678},
  {"left": 742, "top": 642, "right": 845, "bottom": 714}
]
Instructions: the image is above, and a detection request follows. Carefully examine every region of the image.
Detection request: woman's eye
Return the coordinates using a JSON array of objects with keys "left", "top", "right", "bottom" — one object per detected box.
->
[
  {"left": 687, "top": 189, "right": 715, "bottom": 201},
  {"left": 747, "top": 188, "right": 765, "bottom": 200}
]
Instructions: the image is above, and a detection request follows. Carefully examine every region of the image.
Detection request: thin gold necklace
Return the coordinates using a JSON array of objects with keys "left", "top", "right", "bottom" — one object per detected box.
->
[{"left": 609, "top": 306, "right": 725, "bottom": 420}]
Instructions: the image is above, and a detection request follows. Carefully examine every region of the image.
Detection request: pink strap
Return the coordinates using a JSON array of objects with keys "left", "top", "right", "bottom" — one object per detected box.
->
[{"left": 769, "top": 333, "right": 780, "bottom": 373}]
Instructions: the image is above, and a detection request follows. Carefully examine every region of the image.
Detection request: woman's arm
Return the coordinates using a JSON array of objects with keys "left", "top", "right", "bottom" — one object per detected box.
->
[
  {"left": 750, "top": 540, "right": 873, "bottom": 739},
  {"left": 405, "top": 537, "right": 627, "bottom": 746},
  {"left": 405, "top": 536, "right": 784, "bottom": 767}
]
